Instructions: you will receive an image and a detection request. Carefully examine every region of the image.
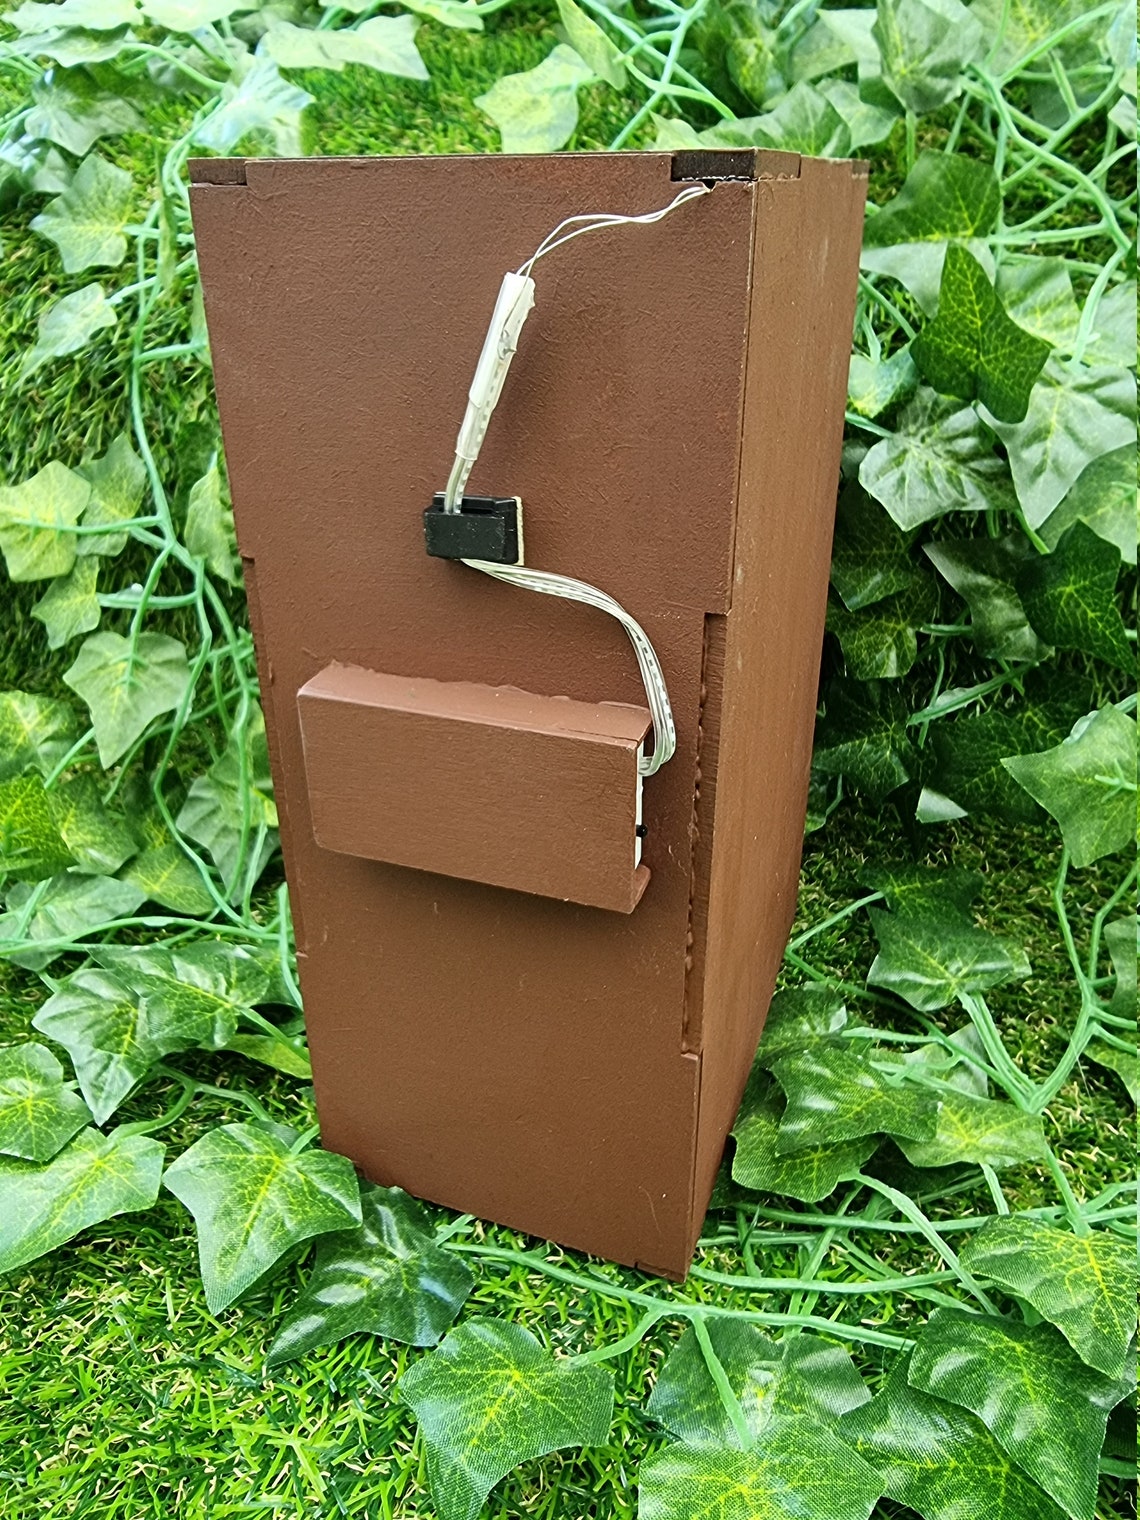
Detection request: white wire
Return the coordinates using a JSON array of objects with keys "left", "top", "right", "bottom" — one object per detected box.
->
[
  {"left": 515, "top": 183, "right": 710, "bottom": 278},
  {"left": 462, "top": 559, "right": 676, "bottom": 776}
]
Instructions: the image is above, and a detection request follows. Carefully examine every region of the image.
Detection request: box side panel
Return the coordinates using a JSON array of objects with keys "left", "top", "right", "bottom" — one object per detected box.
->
[
  {"left": 190, "top": 153, "right": 754, "bottom": 1275},
  {"left": 689, "top": 157, "right": 868, "bottom": 1240}
]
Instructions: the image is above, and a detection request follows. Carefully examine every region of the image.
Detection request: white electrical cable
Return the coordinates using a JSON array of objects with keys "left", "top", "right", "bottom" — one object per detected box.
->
[{"left": 441, "top": 183, "right": 711, "bottom": 778}]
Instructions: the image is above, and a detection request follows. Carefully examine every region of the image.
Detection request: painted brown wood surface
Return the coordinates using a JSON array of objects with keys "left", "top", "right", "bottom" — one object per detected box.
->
[
  {"left": 190, "top": 149, "right": 865, "bottom": 1277},
  {"left": 297, "top": 664, "right": 651, "bottom": 912}
]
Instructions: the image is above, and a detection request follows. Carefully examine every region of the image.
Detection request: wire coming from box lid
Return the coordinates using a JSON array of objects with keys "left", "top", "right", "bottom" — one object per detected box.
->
[{"left": 438, "top": 183, "right": 710, "bottom": 778}]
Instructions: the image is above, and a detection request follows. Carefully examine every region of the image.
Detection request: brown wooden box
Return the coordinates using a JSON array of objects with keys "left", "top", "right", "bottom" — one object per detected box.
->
[{"left": 190, "top": 148, "right": 866, "bottom": 1279}]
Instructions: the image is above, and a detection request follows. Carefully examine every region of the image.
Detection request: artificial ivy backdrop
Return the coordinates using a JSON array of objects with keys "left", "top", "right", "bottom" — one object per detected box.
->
[{"left": 0, "top": 1, "right": 1135, "bottom": 1517}]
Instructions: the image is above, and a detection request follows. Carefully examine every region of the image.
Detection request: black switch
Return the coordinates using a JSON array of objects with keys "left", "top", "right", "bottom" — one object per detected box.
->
[{"left": 424, "top": 495, "right": 521, "bottom": 565}]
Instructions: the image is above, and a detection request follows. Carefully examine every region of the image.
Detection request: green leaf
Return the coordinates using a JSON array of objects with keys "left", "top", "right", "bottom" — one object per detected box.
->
[
  {"left": 770, "top": 1044, "right": 937, "bottom": 1153},
  {"left": 164, "top": 1124, "right": 361, "bottom": 1313},
  {"left": 76, "top": 433, "right": 147, "bottom": 558},
  {"left": 0, "top": 1042, "right": 89, "bottom": 1162},
  {"left": 64, "top": 631, "right": 191, "bottom": 768},
  {"left": 1041, "top": 445, "right": 1137, "bottom": 567},
  {"left": 894, "top": 1093, "right": 1047, "bottom": 1168},
  {"left": 31, "top": 558, "right": 100, "bottom": 650},
  {"left": 21, "top": 283, "right": 118, "bottom": 381},
  {"left": 863, "top": 152, "right": 1000, "bottom": 247},
  {"left": 638, "top": 1417, "right": 883, "bottom": 1520},
  {"left": 0, "top": 460, "right": 88, "bottom": 582},
  {"left": 970, "top": 0, "right": 1100, "bottom": 72},
  {"left": 840, "top": 1357, "right": 1067, "bottom": 1520},
  {"left": 0, "top": 774, "right": 75, "bottom": 880},
  {"left": 1002, "top": 707, "right": 1136, "bottom": 868},
  {"left": 474, "top": 44, "right": 594, "bottom": 154},
  {"left": 0, "top": 874, "right": 146, "bottom": 970},
  {"left": 95, "top": 940, "right": 268, "bottom": 1048},
  {"left": 862, "top": 237, "right": 995, "bottom": 319},
  {"left": 910, "top": 1309, "right": 1133, "bottom": 1520},
  {"left": 859, "top": 388, "right": 1008, "bottom": 531},
  {"left": 731, "top": 1067, "right": 878, "bottom": 1201},
  {"left": 826, "top": 573, "right": 938, "bottom": 680},
  {"left": 829, "top": 488, "right": 923, "bottom": 612},
  {"left": 183, "top": 464, "right": 238, "bottom": 584},
  {"left": 995, "top": 258, "right": 1084, "bottom": 355},
  {"left": 1083, "top": 279, "right": 1137, "bottom": 369},
  {"left": 224, "top": 1033, "right": 311, "bottom": 1080},
  {"left": 873, "top": 0, "right": 984, "bottom": 113},
  {"left": 912, "top": 244, "right": 1051, "bottom": 424},
  {"left": 0, "top": 1126, "right": 163, "bottom": 1275},
  {"left": 119, "top": 838, "right": 215, "bottom": 915},
  {"left": 193, "top": 55, "right": 313, "bottom": 157},
  {"left": 24, "top": 71, "right": 142, "bottom": 156},
  {"left": 1016, "top": 522, "right": 1134, "bottom": 672},
  {"left": 7, "top": 0, "right": 140, "bottom": 28},
  {"left": 817, "top": 78, "right": 899, "bottom": 149},
  {"left": 555, "top": 0, "right": 625, "bottom": 88},
  {"left": 47, "top": 773, "right": 136, "bottom": 875},
  {"left": 867, "top": 907, "right": 1031, "bottom": 1011},
  {"left": 901, "top": 1023, "right": 989, "bottom": 1098},
  {"left": 398, "top": 0, "right": 484, "bottom": 31},
  {"left": 846, "top": 347, "right": 919, "bottom": 420},
  {"left": 813, "top": 679, "right": 916, "bottom": 801},
  {"left": 745, "top": 81, "right": 852, "bottom": 157},
  {"left": 398, "top": 1318, "right": 614, "bottom": 1520},
  {"left": 1103, "top": 917, "right": 1136, "bottom": 1021},
  {"left": 29, "top": 153, "right": 133, "bottom": 274},
  {"left": 0, "top": 691, "right": 77, "bottom": 782},
  {"left": 33, "top": 966, "right": 163, "bottom": 1123},
  {"left": 646, "top": 1321, "right": 870, "bottom": 1447},
  {"left": 6, "top": 25, "right": 138, "bottom": 67},
  {"left": 176, "top": 707, "right": 278, "bottom": 898},
  {"left": 0, "top": 131, "right": 74, "bottom": 192},
  {"left": 266, "top": 1182, "right": 474, "bottom": 1365},
  {"left": 985, "top": 357, "right": 1136, "bottom": 528},
  {"left": 859, "top": 863, "right": 982, "bottom": 919},
  {"left": 141, "top": 0, "right": 247, "bottom": 26},
  {"left": 263, "top": 17, "right": 429, "bottom": 79},
  {"left": 924, "top": 534, "right": 1048, "bottom": 662},
  {"left": 1085, "top": 1038, "right": 1139, "bottom": 1102},
  {"left": 759, "top": 985, "right": 848, "bottom": 1061},
  {"left": 959, "top": 1217, "right": 1139, "bottom": 1379}
]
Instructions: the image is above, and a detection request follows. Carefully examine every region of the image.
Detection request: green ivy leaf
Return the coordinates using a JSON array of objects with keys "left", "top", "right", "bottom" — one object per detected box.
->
[
  {"left": 0, "top": 131, "right": 74, "bottom": 192},
  {"left": 1103, "top": 917, "right": 1136, "bottom": 1021},
  {"left": 846, "top": 347, "right": 919, "bottom": 420},
  {"left": 0, "top": 460, "right": 88, "bottom": 582},
  {"left": 20, "top": 283, "right": 118, "bottom": 381},
  {"left": 555, "top": 0, "right": 625, "bottom": 88},
  {"left": 0, "top": 691, "right": 77, "bottom": 782},
  {"left": 924, "top": 534, "right": 1048, "bottom": 662},
  {"left": 47, "top": 773, "right": 136, "bottom": 875},
  {"left": 7, "top": 0, "right": 140, "bottom": 29},
  {"left": 985, "top": 357, "right": 1136, "bottom": 528},
  {"left": 6, "top": 25, "right": 138, "bottom": 67},
  {"left": 829, "top": 489, "right": 923, "bottom": 612},
  {"left": 840, "top": 1357, "right": 1067, "bottom": 1520},
  {"left": 263, "top": 17, "right": 428, "bottom": 79},
  {"left": 859, "top": 863, "right": 982, "bottom": 919},
  {"left": 1082, "top": 279, "right": 1137, "bottom": 369},
  {"left": 912, "top": 245, "right": 1051, "bottom": 424},
  {"left": 873, "top": 0, "right": 983, "bottom": 113},
  {"left": 119, "top": 837, "right": 215, "bottom": 915},
  {"left": 647, "top": 1320, "right": 870, "bottom": 1447},
  {"left": 164, "top": 1123, "right": 361, "bottom": 1313},
  {"left": 267, "top": 1182, "right": 474, "bottom": 1366},
  {"left": 24, "top": 70, "right": 142, "bottom": 156},
  {"left": 970, "top": 0, "right": 1100, "bottom": 72},
  {"left": 995, "top": 258, "right": 1083, "bottom": 355},
  {"left": 141, "top": 0, "right": 249, "bottom": 29},
  {"left": 1085, "top": 1038, "right": 1139, "bottom": 1102},
  {"left": 894, "top": 1093, "right": 1046, "bottom": 1169},
  {"left": 29, "top": 153, "right": 133, "bottom": 274},
  {"left": 813, "top": 679, "right": 916, "bottom": 801},
  {"left": 33, "top": 966, "right": 164, "bottom": 1123},
  {"left": 1016, "top": 522, "right": 1134, "bottom": 672},
  {"left": 909, "top": 1309, "right": 1133, "bottom": 1520},
  {"left": 399, "top": 0, "right": 484, "bottom": 31},
  {"left": 176, "top": 708, "right": 278, "bottom": 899},
  {"left": 745, "top": 81, "right": 852, "bottom": 156},
  {"left": 94, "top": 940, "right": 268, "bottom": 1049},
  {"left": 0, "top": 874, "right": 146, "bottom": 970},
  {"left": 183, "top": 464, "right": 238, "bottom": 584},
  {"left": 770, "top": 1044, "right": 937, "bottom": 1152},
  {"left": 859, "top": 389, "right": 1008, "bottom": 531},
  {"left": 863, "top": 151, "right": 1000, "bottom": 248},
  {"left": 827, "top": 572, "right": 938, "bottom": 680},
  {"left": 31, "top": 557, "right": 100, "bottom": 650},
  {"left": 193, "top": 55, "right": 313, "bottom": 157},
  {"left": 867, "top": 907, "right": 1031, "bottom": 1011},
  {"left": 76, "top": 433, "right": 147, "bottom": 558},
  {"left": 959, "top": 1217, "right": 1139, "bottom": 1379},
  {"left": 1041, "top": 445, "right": 1137, "bottom": 567},
  {"left": 1002, "top": 707, "right": 1136, "bottom": 868},
  {"left": 732, "top": 1067, "right": 878, "bottom": 1201},
  {"left": 0, "top": 1042, "right": 90, "bottom": 1162},
  {"left": 638, "top": 1418, "right": 883, "bottom": 1520},
  {"left": 474, "top": 44, "right": 594, "bottom": 154},
  {"left": 0, "top": 1125, "right": 163, "bottom": 1275},
  {"left": 0, "top": 774, "right": 75, "bottom": 880},
  {"left": 64, "top": 631, "right": 191, "bottom": 768},
  {"left": 398, "top": 1318, "right": 614, "bottom": 1520},
  {"left": 901, "top": 1023, "right": 989, "bottom": 1098},
  {"left": 817, "top": 79, "right": 899, "bottom": 149},
  {"left": 224, "top": 1032, "right": 312, "bottom": 1079},
  {"left": 759, "top": 985, "right": 848, "bottom": 1062}
]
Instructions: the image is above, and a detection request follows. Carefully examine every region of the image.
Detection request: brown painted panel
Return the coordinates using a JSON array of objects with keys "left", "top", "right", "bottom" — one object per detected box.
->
[
  {"left": 297, "top": 663, "right": 651, "bottom": 912},
  {"left": 190, "top": 150, "right": 865, "bottom": 1278}
]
